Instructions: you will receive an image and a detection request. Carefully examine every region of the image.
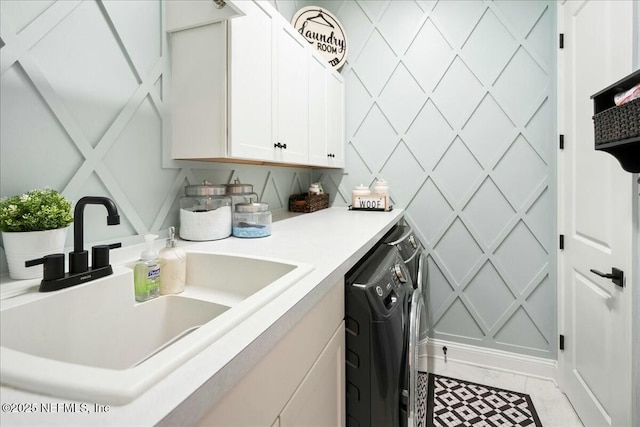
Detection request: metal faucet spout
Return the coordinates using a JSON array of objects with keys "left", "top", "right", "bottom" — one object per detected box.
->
[
  {"left": 73, "top": 196, "right": 120, "bottom": 253},
  {"left": 69, "top": 196, "right": 120, "bottom": 274}
]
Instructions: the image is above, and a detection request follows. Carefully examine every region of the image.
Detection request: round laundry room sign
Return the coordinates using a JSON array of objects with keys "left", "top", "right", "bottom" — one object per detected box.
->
[{"left": 292, "top": 6, "right": 347, "bottom": 70}]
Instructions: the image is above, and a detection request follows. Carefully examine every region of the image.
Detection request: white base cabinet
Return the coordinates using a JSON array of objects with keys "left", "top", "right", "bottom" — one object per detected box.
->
[
  {"left": 196, "top": 280, "right": 345, "bottom": 426},
  {"left": 169, "top": 0, "right": 344, "bottom": 168},
  {"left": 278, "top": 325, "right": 345, "bottom": 427}
]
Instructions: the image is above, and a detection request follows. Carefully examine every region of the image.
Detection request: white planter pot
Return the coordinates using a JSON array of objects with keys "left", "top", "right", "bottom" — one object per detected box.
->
[{"left": 1, "top": 227, "right": 69, "bottom": 280}]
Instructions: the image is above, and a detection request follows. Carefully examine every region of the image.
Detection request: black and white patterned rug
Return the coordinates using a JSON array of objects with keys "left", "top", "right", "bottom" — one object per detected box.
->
[{"left": 420, "top": 373, "right": 543, "bottom": 427}]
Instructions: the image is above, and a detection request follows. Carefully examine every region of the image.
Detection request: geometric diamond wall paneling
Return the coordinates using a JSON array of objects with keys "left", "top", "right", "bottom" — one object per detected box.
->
[
  {"left": 1, "top": 0, "right": 557, "bottom": 360},
  {"left": 311, "top": 0, "right": 556, "bottom": 359},
  {"left": 0, "top": 0, "right": 313, "bottom": 257}
]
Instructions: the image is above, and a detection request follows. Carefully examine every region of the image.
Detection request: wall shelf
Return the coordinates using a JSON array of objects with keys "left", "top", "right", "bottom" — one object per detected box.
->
[{"left": 591, "top": 69, "right": 640, "bottom": 173}]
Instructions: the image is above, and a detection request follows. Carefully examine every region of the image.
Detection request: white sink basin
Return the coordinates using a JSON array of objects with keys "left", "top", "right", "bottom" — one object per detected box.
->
[
  {"left": 0, "top": 252, "right": 313, "bottom": 405},
  {"left": 1, "top": 293, "right": 229, "bottom": 370}
]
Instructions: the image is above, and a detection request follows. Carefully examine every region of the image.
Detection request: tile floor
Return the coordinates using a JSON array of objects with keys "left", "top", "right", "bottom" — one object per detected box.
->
[{"left": 428, "top": 359, "right": 584, "bottom": 427}]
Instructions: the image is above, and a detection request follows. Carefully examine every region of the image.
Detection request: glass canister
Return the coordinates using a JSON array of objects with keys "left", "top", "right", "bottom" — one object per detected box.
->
[
  {"left": 232, "top": 203, "right": 272, "bottom": 238},
  {"left": 179, "top": 181, "right": 232, "bottom": 241},
  {"left": 225, "top": 180, "right": 259, "bottom": 208},
  {"left": 373, "top": 178, "right": 390, "bottom": 209}
]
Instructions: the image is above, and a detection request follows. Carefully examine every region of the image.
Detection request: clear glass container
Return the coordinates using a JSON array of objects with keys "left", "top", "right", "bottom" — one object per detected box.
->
[
  {"left": 225, "top": 180, "right": 259, "bottom": 208},
  {"left": 179, "top": 181, "right": 232, "bottom": 241},
  {"left": 233, "top": 202, "right": 272, "bottom": 238}
]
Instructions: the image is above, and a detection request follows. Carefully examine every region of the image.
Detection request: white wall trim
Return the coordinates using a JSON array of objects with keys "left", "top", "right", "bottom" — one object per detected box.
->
[{"left": 419, "top": 338, "right": 558, "bottom": 382}]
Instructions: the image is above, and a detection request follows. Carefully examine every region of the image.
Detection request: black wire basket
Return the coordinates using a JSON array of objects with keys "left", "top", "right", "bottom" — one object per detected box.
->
[
  {"left": 593, "top": 97, "right": 640, "bottom": 145},
  {"left": 288, "top": 192, "right": 329, "bottom": 213}
]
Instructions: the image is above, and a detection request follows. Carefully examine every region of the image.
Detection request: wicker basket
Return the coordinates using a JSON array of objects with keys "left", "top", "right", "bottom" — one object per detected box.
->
[
  {"left": 593, "top": 97, "right": 640, "bottom": 145},
  {"left": 288, "top": 192, "right": 329, "bottom": 213}
]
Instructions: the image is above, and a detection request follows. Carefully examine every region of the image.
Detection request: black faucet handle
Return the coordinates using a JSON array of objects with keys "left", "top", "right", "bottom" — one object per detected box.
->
[
  {"left": 69, "top": 250, "right": 89, "bottom": 274},
  {"left": 25, "top": 254, "right": 65, "bottom": 281},
  {"left": 91, "top": 243, "right": 122, "bottom": 269}
]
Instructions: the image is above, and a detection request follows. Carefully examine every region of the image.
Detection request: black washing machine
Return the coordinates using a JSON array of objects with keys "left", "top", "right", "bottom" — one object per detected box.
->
[
  {"left": 383, "top": 222, "right": 429, "bottom": 427},
  {"left": 345, "top": 244, "right": 414, "bottom": 427},
  {"left": 383, "top": 223, "right": 429, "bottom": 341},
  {"left": 382, "top": 223, "right": 427, "bottom": 292}
]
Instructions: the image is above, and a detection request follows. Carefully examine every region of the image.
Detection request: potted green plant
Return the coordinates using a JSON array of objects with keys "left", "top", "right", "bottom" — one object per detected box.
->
[{"left": 0, "top": 188, "right": 73, "bottom": 279}]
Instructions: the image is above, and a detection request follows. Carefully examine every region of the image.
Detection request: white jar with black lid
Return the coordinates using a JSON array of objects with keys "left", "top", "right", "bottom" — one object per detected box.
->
[
  {"left": 179, "top": 181, "right": 232, "bottom": 241},
  {"left": 232, "top": 202, "right": 271, "bottom": 238}
]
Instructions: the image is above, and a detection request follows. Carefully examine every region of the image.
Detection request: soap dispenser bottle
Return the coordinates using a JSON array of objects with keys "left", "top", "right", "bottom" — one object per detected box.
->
[
  {"left": 159, "top": 226, "right": 187, "bottom": 295},
  {"left": 134, "top": 234, "right": 161, "bottom": 302}
]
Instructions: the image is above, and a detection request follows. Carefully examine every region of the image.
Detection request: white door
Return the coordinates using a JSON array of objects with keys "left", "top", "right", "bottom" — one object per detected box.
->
[{"left": 558, "top": 1, "right": 635, "bottom": 426}]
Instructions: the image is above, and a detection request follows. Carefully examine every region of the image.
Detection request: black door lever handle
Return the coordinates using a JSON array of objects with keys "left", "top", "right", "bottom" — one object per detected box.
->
[{"left": 589, "top": 267, "right": 624, "bottom": 288}]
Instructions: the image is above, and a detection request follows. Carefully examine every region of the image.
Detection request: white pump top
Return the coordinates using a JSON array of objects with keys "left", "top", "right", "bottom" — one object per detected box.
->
[{"left": 141, "top": 234, "right": 159, "bottom": 261}]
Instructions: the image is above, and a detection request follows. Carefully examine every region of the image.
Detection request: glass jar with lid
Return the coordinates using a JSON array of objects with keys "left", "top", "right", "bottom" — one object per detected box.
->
[
  {"left": 232, "top": 202, "right": 272, "bottom": 238},
  {"left": 225, "top": 179, "right": 259, "bottom": 208},
  {"left": 179, "top": 181, "right": 232, "bottom": 241}
]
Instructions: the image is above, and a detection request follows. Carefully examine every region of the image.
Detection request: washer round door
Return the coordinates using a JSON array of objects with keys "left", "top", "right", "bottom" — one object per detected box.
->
[{"left": 408, "top": 288, "right": 426, "bottom": 426}]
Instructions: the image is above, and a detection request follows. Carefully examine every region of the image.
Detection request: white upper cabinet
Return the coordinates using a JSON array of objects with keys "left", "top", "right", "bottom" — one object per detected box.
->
[
  {"left": 165, "top": 0, "right": 245, "bottom": 33},
  {"left": 326, "top": 72, "right": 345, "bottom": 168},
  {"left": 308, "top": 54, "right": 345, "bottom": 168},
  {"left": 308, "top": 54, "right": 329, "bottom": 166},
  {"left": 169, "top": 0, "right": 344, "bottom": 168},
  {"left": 275, "top": 22, "right": 309, "bottom": 164},
  {"left": 227, "top": 0, "right": 275, "bottom": 161},
  {"left": 171, "top": 23, "right": 227, "bottom": 160}
]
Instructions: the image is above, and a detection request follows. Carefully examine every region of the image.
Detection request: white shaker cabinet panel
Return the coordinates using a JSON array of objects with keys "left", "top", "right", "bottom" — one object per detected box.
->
[
  {"left": 308, "top": 54, "right": 345, "bottom": 168},
  {"left": 326, "top": 71, "right": 345, "bottom": 168},
  {"left": 308, "top": 54, "right": 329, "bottom": 166},
  {"left": 275, "top": 22, "right": 309, "bottom": 164},
  {"left": 279, "top": 322, "right": 345, "bottom": 427},
  {"left": 171, "top": 23, "right": 227, "bottom": 159},
  {"left": 228, "top": 0, "right": 275, "bottom": 161}
]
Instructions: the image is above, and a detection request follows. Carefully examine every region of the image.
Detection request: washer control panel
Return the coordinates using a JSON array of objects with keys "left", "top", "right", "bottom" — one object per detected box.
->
[{"left": 394, "top": 263, "right": 407, "bottom": 283}]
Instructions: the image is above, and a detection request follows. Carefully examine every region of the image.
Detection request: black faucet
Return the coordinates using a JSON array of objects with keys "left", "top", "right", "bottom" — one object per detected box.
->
[
  {"left": 25, "top": 196, "right": 121, "bottom": 292},
  {"left": 69, "top": 196, "right": 120, "bottom": 274}
]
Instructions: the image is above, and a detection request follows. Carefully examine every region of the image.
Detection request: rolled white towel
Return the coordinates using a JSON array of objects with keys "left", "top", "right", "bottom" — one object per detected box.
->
[{"left": 614, "top": 83, "right": 640, "bottom": 106}]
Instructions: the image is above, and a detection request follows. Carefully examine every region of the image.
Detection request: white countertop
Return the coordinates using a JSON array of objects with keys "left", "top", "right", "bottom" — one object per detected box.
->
[{"left": 0, "top": 207, "right": 403, "bottom": 426}]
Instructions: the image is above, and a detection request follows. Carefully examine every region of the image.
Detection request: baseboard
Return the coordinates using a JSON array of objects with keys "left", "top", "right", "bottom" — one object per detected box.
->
[{"left": 418, "top": 338, "right": 558, "bottom": 382}]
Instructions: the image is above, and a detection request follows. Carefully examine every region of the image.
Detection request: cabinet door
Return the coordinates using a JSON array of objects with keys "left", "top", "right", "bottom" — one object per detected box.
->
[
  {"left": 275, "top": 22, "right": 309, "bottom": 164},
  {"left": 308, "top": 53, "right": 329, "bottom": 166},
  {"left": 171, "top": 23, "right": 227, "bottom": 159},
  {"left": 279, "top": 322, "right": 345, "bottom": 427},
  {"left": 326, "top": 71, "right": 345, "bottom": 167},
  {"left": 228, "top": 0, "right": 275, "bottom": 161},
  {"left": 196, "top": 280, "right": 345, "bottom": 427}
]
